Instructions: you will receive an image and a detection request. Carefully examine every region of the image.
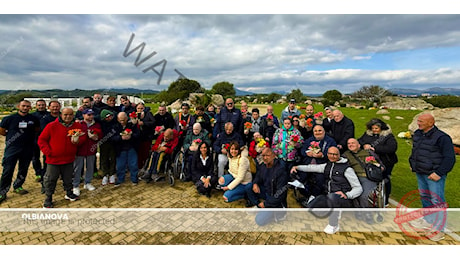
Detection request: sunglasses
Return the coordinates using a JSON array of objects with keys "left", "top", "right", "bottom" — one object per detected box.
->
[{"left": 226, "top": 103, "right": 233, "bottom": 105}]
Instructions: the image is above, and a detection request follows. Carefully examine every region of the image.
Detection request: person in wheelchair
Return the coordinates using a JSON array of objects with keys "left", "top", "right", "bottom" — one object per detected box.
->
[
  {"left": 182, "top": 123, "right": 211, "bottom": 181},
  {"left": 191, "top": 142, "right": 216, "bottom": 198},
  {"left": 343, "top": 138, "right": 385, "bottom": 224},
  {"left": 141, "top": 128, "right": 179, "bottom": 183},
  {"left": 213, "top": 122, "right": 244, "bottom": 178}
]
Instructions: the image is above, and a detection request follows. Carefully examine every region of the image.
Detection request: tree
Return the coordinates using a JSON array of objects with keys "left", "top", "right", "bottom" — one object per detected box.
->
[
  {"left": 322, "top": 89, "right": 342, "bottom": 107},
  {"left": 351, "top": 85, "right": 393, "bottom": 104},
  {"left": 211, "top": 81, "right": 235, "bottom": 97},
  {"left": 153, "top": 78, "right": 202, "bottom": 104},
  {"left": 287, "top": 89, "right": 305, "bottom": 103}
]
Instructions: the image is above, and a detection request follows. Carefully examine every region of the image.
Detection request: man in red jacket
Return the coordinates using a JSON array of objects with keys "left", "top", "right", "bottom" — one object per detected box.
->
[
  {"left": 141, "top": 128, "right": 179, "bottom": 183},
  {"left": 38, "top": 108, "right": 86, "bottom": 208},
  {"left": 72, "top": 109, "right": 103, "bottom": 196}
]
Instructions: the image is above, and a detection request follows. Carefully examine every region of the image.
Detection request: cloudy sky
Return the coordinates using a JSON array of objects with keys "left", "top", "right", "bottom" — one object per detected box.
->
[{"left": 2, "top": 11, "right": 460, "bottom": 94}]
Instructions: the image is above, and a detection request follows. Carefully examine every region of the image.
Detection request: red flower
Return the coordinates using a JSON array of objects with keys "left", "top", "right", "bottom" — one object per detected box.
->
[
  {"left": 244, "top": 122, "right": 252, "bottom": 129},
  {"left": 180, "top": 120, "right": 187, "bottom": 127},
  {"left": 222, "top": 143, "right": 230, "bottom": 150},
  {"left": 129, "top": 112, "right": 138, "bottom": 119},
  {"left": 306, "top": 118, "right": 313, "bottom": 127},
  {"left": 124, "top": 128, "right": 132, "bottom": 133},
  {"left": 291, "top": 135, "right": 300, "bottom": 143},
  {"left": 267, "top": 114, "right": 273, "bottom": 121}
]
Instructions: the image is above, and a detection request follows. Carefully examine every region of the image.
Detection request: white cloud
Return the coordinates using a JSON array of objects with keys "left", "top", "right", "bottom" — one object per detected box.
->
[{"left": 1, "top": 14, "right": 460, "bottom": 94}]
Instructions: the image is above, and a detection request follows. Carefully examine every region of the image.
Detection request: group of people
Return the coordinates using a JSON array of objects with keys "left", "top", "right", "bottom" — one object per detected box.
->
[{"left": 0, "top": 95, "right": 455, "bottom": 239}]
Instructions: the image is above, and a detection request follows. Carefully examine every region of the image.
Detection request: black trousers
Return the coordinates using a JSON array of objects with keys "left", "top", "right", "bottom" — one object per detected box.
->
[{"left": 0, "top": 150, "right": 32, "bottom": 195}]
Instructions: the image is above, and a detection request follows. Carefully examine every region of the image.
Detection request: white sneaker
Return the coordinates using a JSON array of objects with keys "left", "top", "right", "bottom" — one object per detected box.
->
[
  {"left": 109, "top": 175, "right": 116, "bottom": 184},
  {"left": 307, "top": 195, "right": 315, "bottom": 204},
  {"left": 102, "top": 176, "right": 108, "bottom": 186},
  {"left": 72, "top": 187, "right": 80, "bottom": 196},
  {"left": 84, "top": 183, "right": 96, "bottom": 191},
  {"left": 324, "top": 224, "right": 340, "bottom": 234},
  {"left": 410, "top": 218, "right": 432, "bottom": 230}
]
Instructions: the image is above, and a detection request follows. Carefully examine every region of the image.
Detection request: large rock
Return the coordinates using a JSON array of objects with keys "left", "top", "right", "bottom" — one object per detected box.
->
[
  {"left": 381, "top": 96, "right": 434, "bottom": 110},
  {"left": 168, "top": 99, "right": 183, "bottom": 114},
  {"left": 211, "top": 94, "right": 224, "bottom": 107},
  {"left": 408, "top": 108, "right": 460, "bottom": 145},
  {"left": 188, "top": 93, "right": 205, "bottom": 106}
]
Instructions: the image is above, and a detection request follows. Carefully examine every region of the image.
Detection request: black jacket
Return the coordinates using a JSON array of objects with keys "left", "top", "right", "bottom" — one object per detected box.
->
[
  {"left": 331, "top": 116, "right": 355, "bottom": 152},
  {"left": 253, "top": 159, "right": 288, "bottom": 208},
  {"left": 358, "top": 128, "right": 398, "bottom": 168},
  {"left": 191, "top": 152, "right": 215, "bottom": 183}
]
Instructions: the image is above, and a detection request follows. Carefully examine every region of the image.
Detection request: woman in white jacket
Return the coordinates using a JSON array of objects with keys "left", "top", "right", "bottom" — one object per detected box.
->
[{"left": 218, "top": 141, "right": 253, "bottom": 203}]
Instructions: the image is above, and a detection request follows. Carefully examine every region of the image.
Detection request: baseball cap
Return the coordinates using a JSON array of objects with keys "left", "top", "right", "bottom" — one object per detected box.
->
[
  {"left": 83, "top": 108, "right": 94, "bottom": 115},
  {"left": 290, "top": 98, "right": 296, "bottom": 103}
]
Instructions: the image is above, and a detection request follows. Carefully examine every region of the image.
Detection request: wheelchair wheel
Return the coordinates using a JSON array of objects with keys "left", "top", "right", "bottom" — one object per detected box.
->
[
  {"left": 168, "top": 169, "right": 175, "bottom": 186},
  {"left": 173, "top": 150, "right": 184, "bottom": 180},
  {"left": 374, "top": 212, "right": 384, "bottom": 223}
]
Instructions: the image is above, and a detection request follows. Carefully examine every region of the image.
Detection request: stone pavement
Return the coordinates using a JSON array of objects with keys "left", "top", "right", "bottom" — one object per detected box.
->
[{"left": 0, "top": 166, "right": 459, "bottom": 245}]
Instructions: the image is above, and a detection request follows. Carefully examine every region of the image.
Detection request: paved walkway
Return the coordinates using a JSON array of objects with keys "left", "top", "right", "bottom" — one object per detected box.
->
[{"left": 0, "top": 165, "right": 459, "bottom": 245}]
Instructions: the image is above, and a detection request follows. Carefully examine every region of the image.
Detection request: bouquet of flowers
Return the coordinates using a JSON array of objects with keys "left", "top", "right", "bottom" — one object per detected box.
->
[
  {"left": 87, "top": 129, "right": 97, "bottom": 140},
  {"left": 129, "top": 111, "right": 138, "bottom": 124},
  {"left": 222, "top": 143, "right": 230, "bottom": 151},
  {"left": 314, "top": 112, "right": 323, "bottom": 124},
  {"left": 179, "top": 120, "right": 187, "bottom": 129},
  {"left": 309, "top": 141, "right": 321, "bottom": 154},
  {"left": 306, "top": 118, "right": 313, "bottom": 128},
  {"left": 210, "top": 117, "right": 215, "bottom": 126},
  {"left": 289, "top": 134, "right": 301, "bottom": 148},
  {"left": 244, "top": 121, "right": 252, "bottom": 135},
  {"left": 397, "top": 131, "right": 412, "bottom": 139},
  {"left": 365, "top": 156, "right": 381, "bottom": 167},
  {"left": 196, "top": 116, "right": 204, "bottom": 123},
  {"left": 255, "top": 137, "right": 268, "bottom": 153},
  {"left": 68, "top": 129, "right": 84, "bottom": 143},
  {"left": 266, "top": 114, "right": 274, "bottom": 126},
  {"left": 120, "top": 128, "right": 132, "bottom": 136},
  {"left": 190, "top": 138, "right": 202, "bottom": 151},
  {"left": 155, "top": 125, "right": 164, "bottom": 135},
  {"left": 299, "top": 114, "right": 306, "bottom": 119}
]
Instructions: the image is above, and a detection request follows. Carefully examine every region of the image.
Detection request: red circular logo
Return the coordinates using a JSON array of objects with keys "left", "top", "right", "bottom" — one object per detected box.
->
[{"left": 394, "top": 189, "right": 448, "bottom": 240}]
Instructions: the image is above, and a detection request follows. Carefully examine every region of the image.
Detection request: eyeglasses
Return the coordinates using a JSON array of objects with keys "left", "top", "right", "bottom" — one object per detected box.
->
[
  {"left": 327, "top": 153, "right": 339, "bottom": 156},
  {"left": 226, "top": 103, "right": 233, "bottom": 105}
]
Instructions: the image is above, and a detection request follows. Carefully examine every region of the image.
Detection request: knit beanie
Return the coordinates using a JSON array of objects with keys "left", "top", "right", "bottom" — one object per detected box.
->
[{"left": 100, "top": 109, "right": 114, "bottom": 119}]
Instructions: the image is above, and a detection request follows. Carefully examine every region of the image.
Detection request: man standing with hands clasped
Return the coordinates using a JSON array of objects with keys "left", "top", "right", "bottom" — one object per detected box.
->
[
  {"left": 409, "top": 113, "right": 455, "bottom": 241},
  {"left": 0, "top": 100, "right": 40, "bottom": 204}
]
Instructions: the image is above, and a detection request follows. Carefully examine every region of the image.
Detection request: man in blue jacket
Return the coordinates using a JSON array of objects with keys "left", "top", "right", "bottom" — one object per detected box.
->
[
  {"left": 213, "top": 122, "right": 244, "bottom": 178},
  {"left": 246, "top": 147, "right": 288, "bottom": 226},
  {"left": 214, "top": 98, "right": 243, "bottom": 138},
  {"left": 409, "top": 113, "right": 455, "bottom": 241}
]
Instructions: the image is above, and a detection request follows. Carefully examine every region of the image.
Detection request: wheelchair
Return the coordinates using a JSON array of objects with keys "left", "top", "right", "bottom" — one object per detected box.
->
[{"left": 139, "top": 145, "right": 179, "bottom": 186}]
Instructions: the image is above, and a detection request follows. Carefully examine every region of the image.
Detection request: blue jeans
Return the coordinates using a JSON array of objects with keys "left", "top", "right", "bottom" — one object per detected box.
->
[
  {"left": 255, "top": 210, "right": 287, "bottom": 226},
  {"left": 116, "top": 148, "right": 139, "bottom": 184},
  {"left": 416, "top": 173, "right": 447, "bottom": 231},
  {"left": 221, "top": 174, "right": 252, "bottom": 202}
]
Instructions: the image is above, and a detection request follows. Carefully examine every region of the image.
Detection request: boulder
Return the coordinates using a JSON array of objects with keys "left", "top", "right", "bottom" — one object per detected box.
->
[
  {"left": 376, "top": 109, "right": 390, "bottom": 114},
  {"left": 381, "top": 96, "right": 434, "bottom": 110},
  {"left": 382, "top": 115, "right": 391, "bottom": 121},
  {"left": 408, "top": 108, "right": 460, "bottom": 145},
  {"left": 211, "top": 94, "right": 224, "bottom": 107},
  {"left": 395, "top": 116, "right": 404, "bottom": 120},
  {"left": 188, "top": 93, "right": 205, "bottom": 106},
  {"left": 168, "top": 99, "right": 183, "bottom": 114}
]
